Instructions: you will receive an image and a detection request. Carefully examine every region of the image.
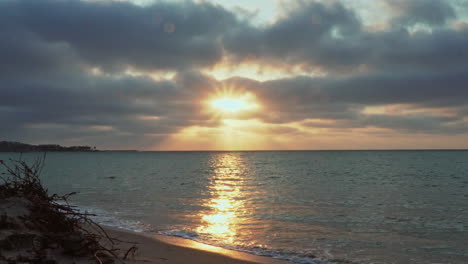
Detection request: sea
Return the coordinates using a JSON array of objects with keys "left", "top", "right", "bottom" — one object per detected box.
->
[{"left": 1, "top": 151, "right": 467, "bottom": 264}]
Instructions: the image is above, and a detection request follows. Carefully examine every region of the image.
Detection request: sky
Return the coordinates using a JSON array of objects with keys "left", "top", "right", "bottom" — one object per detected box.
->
[{"left": 1, "top": 0, "right": 468, "bottom": 150}]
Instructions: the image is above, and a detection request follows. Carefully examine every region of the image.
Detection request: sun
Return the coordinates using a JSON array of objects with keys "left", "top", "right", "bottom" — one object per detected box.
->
[
  {"left": 204, "top": 83, "right": 261, "bottom": 117},
  {"left": 210, "top": 97, "right": 254, "bottom": 112},
  {"left": 207, "top": 88, "right": 260, "bottom": 114}
]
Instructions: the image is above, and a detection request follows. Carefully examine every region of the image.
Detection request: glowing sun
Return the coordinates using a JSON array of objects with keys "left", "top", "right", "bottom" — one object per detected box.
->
[
  {"left": 210, "top": 98, "right": 250, "bottom": 112},
  {"left": 209, "top": 94, "right": 259, "bottom": 113}
]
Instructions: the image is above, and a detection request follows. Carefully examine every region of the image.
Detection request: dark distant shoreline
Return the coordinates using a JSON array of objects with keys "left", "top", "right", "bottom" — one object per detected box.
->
[
  {"left": 0, "top": 141, "right": 98, "bottom": 152},
  {"left": 1, "top": 141, "right": 467, "bottom": 152}
]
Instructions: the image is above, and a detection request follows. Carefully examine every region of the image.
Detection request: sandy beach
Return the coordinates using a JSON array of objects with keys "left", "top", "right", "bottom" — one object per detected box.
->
[
  {"left": 0, "top": 196, "right": 289, "bottom": 264},
  {"left": 106, "top": 227, "right": 290, "bottom": 264}
]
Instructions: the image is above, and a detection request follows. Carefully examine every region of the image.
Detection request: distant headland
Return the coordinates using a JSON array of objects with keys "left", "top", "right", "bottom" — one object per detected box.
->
[{"left": 0, "top": 141, "right": 98, "bottom": 152}]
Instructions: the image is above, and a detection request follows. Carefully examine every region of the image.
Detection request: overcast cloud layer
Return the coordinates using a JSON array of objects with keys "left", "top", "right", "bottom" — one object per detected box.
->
[{"left": 1, "top": 0, "right": 468, "bottom": 149}]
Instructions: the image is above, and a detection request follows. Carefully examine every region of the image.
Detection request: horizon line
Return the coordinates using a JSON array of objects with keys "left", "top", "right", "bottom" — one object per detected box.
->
[{"left": 104, "top": 148, "right": 468, "bottom": 152}]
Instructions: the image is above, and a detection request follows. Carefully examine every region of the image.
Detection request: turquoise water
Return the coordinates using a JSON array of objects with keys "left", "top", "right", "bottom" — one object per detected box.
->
[{"left": 1, "top": 151, "right": 467, "bottom": 264}]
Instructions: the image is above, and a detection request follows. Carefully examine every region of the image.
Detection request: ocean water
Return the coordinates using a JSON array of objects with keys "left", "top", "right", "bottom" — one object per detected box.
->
[{"left": 1, "top": 151, "right": 467, "bottom": 264}]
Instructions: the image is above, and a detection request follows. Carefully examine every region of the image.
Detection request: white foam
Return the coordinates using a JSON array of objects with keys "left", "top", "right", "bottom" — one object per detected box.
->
[
  {"left": 59, "top": 202, "right": 152, "bottom": 233},
  {"left": 159, "top": 229, "right": 331, "bottom": 264}
]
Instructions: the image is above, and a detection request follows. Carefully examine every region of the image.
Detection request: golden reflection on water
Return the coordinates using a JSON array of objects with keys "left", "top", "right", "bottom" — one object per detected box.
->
[{"left": 196, "top": 153, "right": 247, "bottom": 244}]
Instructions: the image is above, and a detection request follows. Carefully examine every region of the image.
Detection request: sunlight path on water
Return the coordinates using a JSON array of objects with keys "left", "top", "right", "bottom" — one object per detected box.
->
[{"left": 196, "top": 153, "right": 250, "bottom": 244}]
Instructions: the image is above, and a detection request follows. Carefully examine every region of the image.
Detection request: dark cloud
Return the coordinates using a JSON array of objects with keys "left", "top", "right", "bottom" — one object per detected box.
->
[
  {"left": 0, "top": 71, "right": 217, "bottom": 148},
  {"left": 223, "top": 1, "right": 363, "bottom": 71},
  {"left": 2, "top": 0, "right": 466, "bottom": 75},
  {"left": 304, "top": 114, "right": 466, "bottom": 134},
  {"left": 225, "top": 69, "right": 468, "bottom": 132},
  {"left": 0, "top": 30, "right": 81, "bottom": 79},
  {"left": 385, "top": 0, "right": 456, "bottom": 26},
  {"left": 223, "top": 0, "right": 468, "bottom": 72},
  {"left": 0, "top": 0, "right": 240, "bottom": 72},
  {"left": 246, "top": 69, "right": 468, "bottom": 108}
]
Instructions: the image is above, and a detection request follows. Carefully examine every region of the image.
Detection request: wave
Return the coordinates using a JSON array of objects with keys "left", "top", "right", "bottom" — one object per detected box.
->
[
  {"left": 57, "top": 202, "right": 153, "bottom": 233},
  {"left": 71, "top": 203, "right": 333, "bottom": 264},
  {"left": 159, "top": 229, "right": 331, "bottom": 264}
]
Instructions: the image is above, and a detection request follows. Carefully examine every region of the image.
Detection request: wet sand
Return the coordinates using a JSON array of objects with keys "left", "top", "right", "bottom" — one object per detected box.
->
[{"left": 105, "top": 227, "right": 290, "bottom": 264}]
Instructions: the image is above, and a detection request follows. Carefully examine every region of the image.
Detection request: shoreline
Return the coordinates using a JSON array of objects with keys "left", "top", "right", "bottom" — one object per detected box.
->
[{"left": 104, "top": 226, "right": 291, "bottom": 264}]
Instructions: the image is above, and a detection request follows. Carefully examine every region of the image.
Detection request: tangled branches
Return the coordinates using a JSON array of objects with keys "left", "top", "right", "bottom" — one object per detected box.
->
[{"left": 0, "top": 155, "right": 137, "bottom": 263}]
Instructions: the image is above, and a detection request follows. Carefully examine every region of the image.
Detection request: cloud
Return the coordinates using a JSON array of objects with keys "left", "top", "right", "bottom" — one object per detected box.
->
[
  {"left": 223, "top": 0, "right": 468, "bottom": 73},
  {"left": 2, "top": 0, "right": 467, "bottom": 76},
  {"left": 223, "top": 1, "right": 363, "bottom": 71},
  {"left": 224, "top": 69, "right": 468, "bottom": 133},
  {"left": 0, "top": 0, "right": 241, "bottom": 73},
  {"left": 304, "top": 113, "right": 466, "bottom": 134},
  {"left": 0, "top": 70, "right": 218, "bottom": 149},
  {"left": 384, "top": 0, "right": 456, "bottom": 26}
]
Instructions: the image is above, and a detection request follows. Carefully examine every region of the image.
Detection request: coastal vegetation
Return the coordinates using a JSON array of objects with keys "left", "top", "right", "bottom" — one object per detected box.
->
[
  {"left": 0, "top": 141, "right": 97, "bottom": 152},
  {"left": 0, "top": 156, "right": 135, "bottom": 263}
]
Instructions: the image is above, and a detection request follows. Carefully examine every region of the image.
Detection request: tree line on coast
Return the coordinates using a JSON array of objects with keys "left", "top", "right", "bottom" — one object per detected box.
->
[{"left": 0, "top": 141, "right": 97, "bottom": 152}]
